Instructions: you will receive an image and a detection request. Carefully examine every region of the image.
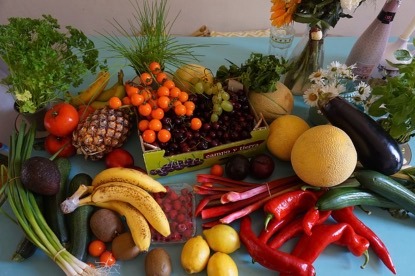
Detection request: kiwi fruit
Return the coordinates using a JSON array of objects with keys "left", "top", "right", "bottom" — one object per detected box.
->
[
  {"left": 20, "top": 156, "right": 60, "bottom": 195},
  {"left": 89, "top": 208, "right": 124, "bottom": 242},
  {"left": 145, "top": 248, "right": 172, "bottom": 276},
  {"left": 111, "top": 232, "right": 140, "bottom": 261}
]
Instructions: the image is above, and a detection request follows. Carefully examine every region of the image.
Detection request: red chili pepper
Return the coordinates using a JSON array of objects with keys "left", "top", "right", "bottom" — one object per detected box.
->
[
  {"left": 239, "top": 216, "right": 316, "bottom": 276},
  {"left": 331, "top": 206, "right": 396, "bottom": 274},
  {"left": 263, "top": 190, "right": 321, "bottom": 226},
  {"left": 268, "top": 210, "right": 331, "bottom": 249},
  {"left": 303, "top": 209, "right": 332, "bottom": 236},
  {"left": 258, "top": 212, "right": 296, "bottom": 244},
  {"left": 288, "top": 223, "right": 369, "bottom": 266}
]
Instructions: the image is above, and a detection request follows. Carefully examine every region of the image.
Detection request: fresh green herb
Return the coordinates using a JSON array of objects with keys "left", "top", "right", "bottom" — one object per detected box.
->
[
  {"left": 2, "top": 122, "right": 104, "bottom": 275},
  {"left": 216, "top": 53, "right": 289, "bottom": 93},
  {"left": 0, "top": 15, "right": 104, "bottom": 113},
  {"left": 101, "top": 0, "right": 203, "bottom": 75},
  {"left": 368, "top": 39, "right": 415, "bottom": 143}
]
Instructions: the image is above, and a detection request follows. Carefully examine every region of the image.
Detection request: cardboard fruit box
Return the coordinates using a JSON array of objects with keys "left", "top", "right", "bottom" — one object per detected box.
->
[{"left": 136, "top": 107, "right": 269, "bottom": 179}]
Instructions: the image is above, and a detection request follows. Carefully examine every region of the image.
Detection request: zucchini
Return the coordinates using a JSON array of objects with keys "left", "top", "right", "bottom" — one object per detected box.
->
[
  {"left": 43, "top": 157, "right": 71, "bottom": 247},
  {"left": 12, "top": 237, "right": 37, "bottom": 262},
  {"left": 355, "top": 170, "right": 415, "bottom": 215},
  {"left": 319, "top": 96, "right": 403, "bottom": 175},
  {"left": 66, "top": 173, "right": 94, "bottom": 261},
  {"left": 316, "top": 187, "right": 400, "bottom": 211}
]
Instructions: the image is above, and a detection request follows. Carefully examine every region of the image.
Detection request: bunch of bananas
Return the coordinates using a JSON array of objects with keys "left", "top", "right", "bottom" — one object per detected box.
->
[
  {"left": 61, "top": 167, "right": 169, "bottom": 252},
  {"left": 70, "top": 70, "right": 126, "bottom": 109}
]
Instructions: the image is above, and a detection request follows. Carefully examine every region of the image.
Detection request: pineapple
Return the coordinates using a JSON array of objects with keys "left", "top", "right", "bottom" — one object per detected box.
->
[{"left": 72, "top": 107, "right": 133, "bottom": 160}]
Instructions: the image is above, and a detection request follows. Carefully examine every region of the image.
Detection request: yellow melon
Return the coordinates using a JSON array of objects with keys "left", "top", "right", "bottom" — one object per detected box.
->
[
  {"left": 290, "top": 125, "right": 357, "bottom": 187},
  {"left": 173, "top": 64, "right": 214, "bottom": 92},
  {"left": 248, "top": 81, "right": 294, "bottom": 124},
  {"left": 266, "top": 115, "right": 310, "bottom": 161}
]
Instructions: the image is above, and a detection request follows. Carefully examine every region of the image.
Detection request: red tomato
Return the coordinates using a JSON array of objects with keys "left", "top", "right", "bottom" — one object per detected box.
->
[
  {"left": 44, "top": 134, "right": 76, "bottom": 157},
  {"left": 99, "top": 251, "right": 116, "bottom": 267},
  {"left": 105, "top": 148, "right": 134, "bottom": 168},
  {"left": 77, "top": 105, "right": 95, "bottom": 122},
  {"left": 88, "top": 240, "right": 106, "bottom": 257},
  {"left": 210, "top": 164, "right": 224, "bottom": 177},
  {"left": 44, "top": 103, "right": 79, "bottom": 137}
]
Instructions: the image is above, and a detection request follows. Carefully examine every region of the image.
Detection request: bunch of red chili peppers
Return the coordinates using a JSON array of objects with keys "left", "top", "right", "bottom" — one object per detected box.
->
[{"left": 239, "top": 189, "right": 397, "bottom": 275}]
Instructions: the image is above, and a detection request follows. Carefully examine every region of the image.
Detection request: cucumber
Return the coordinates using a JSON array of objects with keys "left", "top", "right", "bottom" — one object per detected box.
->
[
  {"left": 355, "top": 170, "right": 415, "bottom": 215},
  {"left": 316, "top": 187, "right": 400, "bottom": 211},
  {"left": 43, "top": 157, "right": 71, "bottom": 247},
  {"left": 66, "top": 173, "right": 94, "bottom": 261}
]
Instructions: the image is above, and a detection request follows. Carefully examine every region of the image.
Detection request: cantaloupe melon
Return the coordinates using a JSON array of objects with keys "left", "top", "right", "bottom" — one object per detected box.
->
[
  {"left": 173, "top": 64, "right": 214, "bottom": 92},
  {"left": 290, "top": 125, "right": 357, "bottom": 187},
  {"left": 248, "top": 81, "right": 294, "bottom": 124}
]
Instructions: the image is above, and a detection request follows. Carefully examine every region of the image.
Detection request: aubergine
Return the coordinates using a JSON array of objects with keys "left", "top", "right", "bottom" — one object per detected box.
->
[{"left": 319, "top": 96, "right": 403, "bottom": 175}]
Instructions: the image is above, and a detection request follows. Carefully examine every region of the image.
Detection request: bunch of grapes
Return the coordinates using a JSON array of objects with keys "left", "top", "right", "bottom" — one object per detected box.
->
[{"left": 193, "top": 79, "right": 233, "bottom": 122}]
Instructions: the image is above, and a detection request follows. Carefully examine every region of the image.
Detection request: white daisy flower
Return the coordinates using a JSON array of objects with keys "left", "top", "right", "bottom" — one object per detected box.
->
[{"left": 303, "top": 87, "right": 319, "bottom": 107}]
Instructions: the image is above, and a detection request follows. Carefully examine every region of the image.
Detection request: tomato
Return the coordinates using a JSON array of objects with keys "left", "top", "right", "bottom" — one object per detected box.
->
[
  {"left": 210, "top": 164, "right": 224, "bottom": 177},
  {"left": 44, "top": 134, "right": 76, "bottom": 157},
  {"left": 44, "top": 103, "right": 79, "bottom": 137},
  {"left": 99, "top": 250, "right": 116, "bottom": 267},
  {"left": 105, "top": 148, "right": 134, "bottom": 168},
  {"left": 77, "top": 105, "right": 95, "bottom": 122},
  {"left": 88, "top": 240, "right": 106, "bottom": 257}
]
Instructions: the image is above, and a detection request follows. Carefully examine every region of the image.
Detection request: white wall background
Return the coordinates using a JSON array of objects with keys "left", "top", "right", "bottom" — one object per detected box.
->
[{"left": 0, "top": 0, "right": 414, "bottom": 37}]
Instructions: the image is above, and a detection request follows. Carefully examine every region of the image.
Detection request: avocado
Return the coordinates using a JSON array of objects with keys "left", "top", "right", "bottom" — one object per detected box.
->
[{"left": 21, "top": 156, "right": 60, "bottom": 195}]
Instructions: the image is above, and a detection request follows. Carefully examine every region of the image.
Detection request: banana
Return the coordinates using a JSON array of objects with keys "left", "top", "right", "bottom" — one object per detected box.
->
[
  {"left": 89, "top": 100, "right": 109, "bottom": 110},
  {"left": 70, "top": 70, "right": 111, "bottom": 107},
  {"left": 80, "top": 182, "right": 170, "bottom": 237},
  {"left": 95, "top": 70, "right": 125, "bottom": 102},
  {"left": 94, "top": 201, "right": 151, "bottom": 252},
  {"left": 92, "top": 167, "right": 166, "bottom": 193}
]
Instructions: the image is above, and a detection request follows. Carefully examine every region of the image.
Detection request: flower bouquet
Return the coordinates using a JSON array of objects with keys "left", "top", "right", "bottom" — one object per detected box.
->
[
  {"left": 270, "top": 0, "right": 369, "bottom": 95},
  {"left": 302, "top": 61, "right": 372, "bottom": 124}
]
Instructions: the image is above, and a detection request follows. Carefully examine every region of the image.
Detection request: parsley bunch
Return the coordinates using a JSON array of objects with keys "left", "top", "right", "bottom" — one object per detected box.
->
[
  {"left": 368, "top": 42, "right": 415, "bottom": 144},
  {"left": 0, "top": 15, "right": 103, "bottom": 113},
  {"left": 216, "top": 53, "right": 289, "bottom": 93}
]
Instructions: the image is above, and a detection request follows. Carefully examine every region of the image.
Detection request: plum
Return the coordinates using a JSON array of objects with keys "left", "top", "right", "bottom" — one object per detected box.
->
[
  {"left": 225, "top": 154, "right": 250, "bottom": 180},
  {"left": 249, "top": 153, "right": 275, "bottom": 179}
]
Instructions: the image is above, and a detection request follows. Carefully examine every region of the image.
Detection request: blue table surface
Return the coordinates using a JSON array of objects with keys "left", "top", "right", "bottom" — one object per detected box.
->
[{"left": 1, "top": 36, "right": 414, "bottom": 276}]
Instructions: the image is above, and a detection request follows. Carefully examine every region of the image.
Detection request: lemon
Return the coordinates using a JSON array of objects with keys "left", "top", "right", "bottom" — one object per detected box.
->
[
  {"left": 207, "top": 252, "right": 238, "bottom": 276},
  {"left": 266, "top": 115, "right": 310, "bottom": 161},
  {"left": 291, "top": 125, "right": 358, "bottom": 187},
  {"left": 180, "top": 235, "right": 210, "bottom": 274},
  {"left": 203, "top": 224, "right": 240, "bottom": 254}
]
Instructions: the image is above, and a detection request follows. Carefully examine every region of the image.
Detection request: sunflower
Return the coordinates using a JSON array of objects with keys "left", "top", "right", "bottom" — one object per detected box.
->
[{"left": 270, "top": 0, "right": 301, "bottom": 27}]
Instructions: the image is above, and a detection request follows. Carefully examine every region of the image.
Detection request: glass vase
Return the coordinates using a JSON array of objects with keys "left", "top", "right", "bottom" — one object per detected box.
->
[
  {"left": 268, "top": 23, "right": 295, "bottom": 59},
  {"left": 284, "top": 26, "right": 327, "bottom": 96}
]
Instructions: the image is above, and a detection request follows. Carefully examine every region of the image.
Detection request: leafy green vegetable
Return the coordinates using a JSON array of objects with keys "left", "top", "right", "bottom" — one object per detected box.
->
[
  {"left": 368, "top": 38, "right": 415, "bottom": 143},
  {"left": 0, "top": 15, "right": 104, "bottom": 113},
  {"left": 216, "top": 53, "right": 289, "bottom": 93}
]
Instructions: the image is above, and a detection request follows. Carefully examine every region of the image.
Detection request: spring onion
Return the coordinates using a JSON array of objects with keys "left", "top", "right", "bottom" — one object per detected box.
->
[{"left": 2, "top": 122, "right": 107, "bottom": 276}]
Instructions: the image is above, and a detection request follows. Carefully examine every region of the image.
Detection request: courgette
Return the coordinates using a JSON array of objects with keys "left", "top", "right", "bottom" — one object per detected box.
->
[
  {"left": 12, "top": 237, "right": 37, "bottom": 262},
  {"left": 43, "top": 157, "right": 71, "bottom": 247},
  {"left": 319, "top": 96, "right": 403, "bottom": 175},
  {"left": 66, "top": 173, "right": 94, "bottom": 261},
  {"left": 316, "top": 186, "right": 400, "bottom": 211},
  {"left": 355, "top": 170, "right": 415, "bottom": 215}
]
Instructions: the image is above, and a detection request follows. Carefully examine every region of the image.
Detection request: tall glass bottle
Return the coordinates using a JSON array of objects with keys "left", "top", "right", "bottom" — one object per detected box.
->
[
  {"left": 345, "top": 0, "right": 403, "bottom": 81},
  {"left": 372, "top": 15, "right": 415, "bottom": 78}
]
